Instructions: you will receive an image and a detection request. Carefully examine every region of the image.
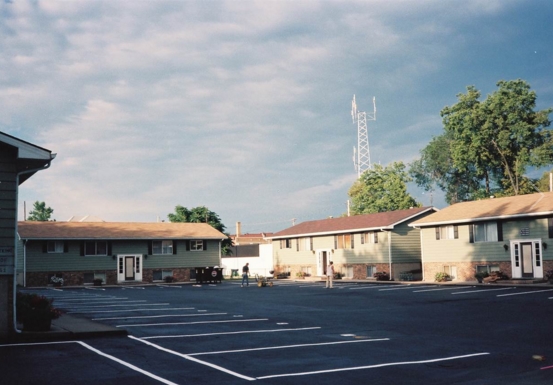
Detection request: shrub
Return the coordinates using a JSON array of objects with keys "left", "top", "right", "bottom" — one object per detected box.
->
[
  {"left": 17, "top": 293, "right": 61, "bottom": 323},
  {"left": 435, "top": 272, "right": 450, "bottom": 282},
  {"left": 373, "top": 271, "right": 389, "bottom": 281}
]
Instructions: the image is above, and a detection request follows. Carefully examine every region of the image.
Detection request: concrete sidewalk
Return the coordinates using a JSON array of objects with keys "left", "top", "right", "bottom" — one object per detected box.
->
[{"left": 12, "top": 314, "right": 127, "bottom": 343}]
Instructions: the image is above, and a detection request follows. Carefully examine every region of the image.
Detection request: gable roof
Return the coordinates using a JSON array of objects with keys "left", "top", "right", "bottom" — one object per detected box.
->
[
  {"left": 18, "top": 221, "right": 226, "bottom": 240},
  {"left": 410, "top": 192, "right": 553, "bottom": 227},
  {"left": 268, "top": 207, "right": 436, "bottom": 239}
]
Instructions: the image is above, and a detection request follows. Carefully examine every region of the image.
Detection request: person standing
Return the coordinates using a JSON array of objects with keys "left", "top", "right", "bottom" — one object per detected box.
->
[
  {"left": 241, "top": 262, "right": 250, "bottom": 287},
  {"left": 326, "top": 261, "right": 334, "bottom": 289}
]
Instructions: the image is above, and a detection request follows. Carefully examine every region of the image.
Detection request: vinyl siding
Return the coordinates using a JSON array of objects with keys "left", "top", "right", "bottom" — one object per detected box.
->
[
  {"left": 0, "top": 144, "right": 17, "bottom": 250},
  {"left": 390, "top": 221, "right": 422, "bottom": 263},
  {"left": 421, "top": 225, "right": 501, "bottom": 263},
  {"left": 22, "top": 239, "right": 220, "bottom": 272}
]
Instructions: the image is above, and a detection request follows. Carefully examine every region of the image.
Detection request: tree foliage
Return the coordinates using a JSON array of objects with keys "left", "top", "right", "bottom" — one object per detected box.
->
[
  {"left": 348, "top": 162, "right": 421, "bottom": 215},
  {"left": 410, "top": 79, "right": 553, "bottom": 204},
  {"left": 168, "top": 205, "right": 232, "bottom": 256},
  {"left": 27, "top": 201, "right": 54, "bottom": 221}
]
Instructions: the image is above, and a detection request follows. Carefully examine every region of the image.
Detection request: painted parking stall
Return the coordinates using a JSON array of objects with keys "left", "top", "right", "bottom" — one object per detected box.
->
[{"left": 8, "top": 282, "right": 553, "bottom": 384}]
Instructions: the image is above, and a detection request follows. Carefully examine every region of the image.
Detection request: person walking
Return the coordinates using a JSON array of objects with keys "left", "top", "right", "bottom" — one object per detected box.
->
[
  {"left": 241, "top": 262, "right": 250, "bottom": 287},
  {"left": 326, "top": 261, "right": 334, "bottom": 289}
]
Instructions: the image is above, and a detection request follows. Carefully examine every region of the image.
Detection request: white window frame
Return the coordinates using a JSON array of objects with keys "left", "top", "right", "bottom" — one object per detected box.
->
[
  {"left": 474, "top": 222, "right": 498, "bottom": 243},
  {"left": 47, "top": 241, "right": 64, "bottom": 253},
  {"left": 440, "top": 225, "right": 456, "bottom": 240},
  {"left": 153, "top": 240, "right": 173, "bottom": 255},
  {"left": 190, "top": 240, "right": 204, "bottom": 251}
]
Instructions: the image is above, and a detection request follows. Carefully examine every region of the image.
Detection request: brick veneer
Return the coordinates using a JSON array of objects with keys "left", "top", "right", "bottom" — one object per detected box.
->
[{"left": 25, "top": 268, "right": 192, "bottom": 287}]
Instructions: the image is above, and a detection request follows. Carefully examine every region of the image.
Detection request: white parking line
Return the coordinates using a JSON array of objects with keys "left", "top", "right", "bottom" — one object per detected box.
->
[
  {"left": 140, "top": 326, "right": 322, "bottom": 340},
  {"left": 70, "top": 307, "right": 195, "bottom": 314},
  {"left": 130, "top": 335, "right": 256, "bottom": 381},
  {"left": 379, "top": 285, "right": 432, "bottom": 291},
  {"left": 497, "top": 288, "right": 553, "bottom": 297},
  {"left": 93, "top": 312, "right": 224, "bottom": 321},
  {"left": 65, "top": 302, "right": 162, "bottom": 309},
  {"left": 256, "top": 352, "right": 490, "bottom": 379},
  {"left": 59, "top": 300, "right": 147, "bottom": 307},
  {"left": 413, "top": 287, "right": 474, "bottom": 293},
  {"left": 349, "top": 285, "right": 394, "bottom": 290},
  {"left": 56, "top": 297, "right": 129, "bottom": 302},
  {"left": 189, "top": 338, "right": 390, "bottom": 356},
  {"left": 117, "top": 318, "right": 269, "bottom": 328},
  {"left": 68, "top": 303, "right": 170, "bottom": 313},
  {"left": 451, "top": 287, "right": 516, "bottom": 295},
  {"left": 1, "top": 340, "right": 179, "bottom": 385}
]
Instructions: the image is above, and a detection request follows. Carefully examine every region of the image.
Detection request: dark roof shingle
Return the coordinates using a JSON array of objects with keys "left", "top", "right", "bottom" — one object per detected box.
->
[{"left": 269, "top": 207, "right": 435, "bottom": 238}]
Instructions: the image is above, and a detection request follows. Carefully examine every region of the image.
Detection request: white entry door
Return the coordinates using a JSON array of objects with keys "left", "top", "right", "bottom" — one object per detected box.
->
[
  {"left": 510, "top": 240, "right": 543, "bottom": 279},
  {"left": 117, "top": 255, "right": 143, "bottom": 282},
  {"left": 317, "top": 249, "right": 331, "bottom": 276}
]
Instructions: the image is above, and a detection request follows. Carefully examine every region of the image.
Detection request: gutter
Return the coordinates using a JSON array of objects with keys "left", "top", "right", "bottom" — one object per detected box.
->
[{"left": 13, "top": 155, "right": 56, "bottom": 334}]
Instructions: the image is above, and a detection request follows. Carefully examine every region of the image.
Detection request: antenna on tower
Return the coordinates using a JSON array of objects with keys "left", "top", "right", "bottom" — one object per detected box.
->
[{"left": 351, "top": 94, "right": 376, "bottom": 178}]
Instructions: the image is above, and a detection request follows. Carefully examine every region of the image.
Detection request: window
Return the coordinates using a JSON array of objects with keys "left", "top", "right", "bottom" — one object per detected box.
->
[
  {"left": 153, "top": 270, "right": 173, "bottom": 281},
  {"left": 436, "top": 226, "right": 458, "bottom": 240},
  {"left": 47, "top": 241, "right": 64, "bottom": 253},
  {"left": 190, "top": 240, "right": 204, "bottom": 251},
  {"left": 153, "top": 240, "right": 173, "bottom": 254},
  {"left": 440, "top": 226, "right": 457, "bottom": 240},
  {"left": 474, "top": 222, "right": 498, "bottom": 242},
  {"left": 443, "top": 265, "right": 457, "bottom": 280},
  {"left": 335, "top": 234, "right": 353, "bottom": 249},
  {"left": 84, "top": 272, "right": 106, "bottom": 284},
  {"left": 476, "top": 265, "right": 500, "bottom": 274},
  {"left": 85, "top": 241, "right": 108, "bottom": 256},
  {"left": 367, "top": 265, "right": 376, "bottom": 278},
  {"left": 361, "top": 232, "right": 378, "bottom": 244},
  {"left": 297, "top": 237, "right": 312, "bottom": 251},
  {"left": 280, "top": 239, "right": 292, "bottom": 249}
]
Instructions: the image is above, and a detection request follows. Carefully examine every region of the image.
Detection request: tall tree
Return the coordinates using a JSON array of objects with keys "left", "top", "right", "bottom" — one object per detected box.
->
[
  {"left": 348, "top": 162, "right": 421, "bottom": 215},
  {"left": 168, "top": 205, "right": 232, "bottom": 255},
  {"left": 411, "top": 79, "right": 553, "bottom": 203},
  {"left": 409, "top": 133, "right": 484, "bottom": 204},
  {"left": 27, "top": 201, "right": 54, "bottom": 221}
]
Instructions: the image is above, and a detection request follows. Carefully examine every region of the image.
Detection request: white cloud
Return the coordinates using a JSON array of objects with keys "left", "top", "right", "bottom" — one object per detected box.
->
[{"left": 5, "top": 0, "right": 553, "bottom": 232}]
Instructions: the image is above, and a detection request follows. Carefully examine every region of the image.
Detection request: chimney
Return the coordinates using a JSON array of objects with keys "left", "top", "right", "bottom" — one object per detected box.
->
[{"left": 236, "top": 222, "right": 241, "bottom": 237}]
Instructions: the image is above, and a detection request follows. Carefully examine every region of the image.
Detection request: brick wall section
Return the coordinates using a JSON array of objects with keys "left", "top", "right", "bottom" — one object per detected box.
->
[{"left": 424, "top": 261, "right": 513, "bottom": 282}]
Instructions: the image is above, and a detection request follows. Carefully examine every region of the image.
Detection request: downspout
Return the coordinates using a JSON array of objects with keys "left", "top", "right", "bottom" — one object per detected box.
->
[
  {"left": 387, "top": 230, "right": 392, "bottom": 280},
  {"left": 13, "top": 157, "right": 56, "bottom": 334},
  {"left": 418, "top": 227, "right": 425, "bottom": 282},
  {"left": 22, "top": 239, "right": 27, "bottom": 287}
]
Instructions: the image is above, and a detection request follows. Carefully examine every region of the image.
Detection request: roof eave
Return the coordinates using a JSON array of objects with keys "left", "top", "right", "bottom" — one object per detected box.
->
[
  {"left": 409, "top": 210, "right": 553, "bottom": 228},
  {"left": 267, "top": 226, "right": 395, "bottom": 240}
]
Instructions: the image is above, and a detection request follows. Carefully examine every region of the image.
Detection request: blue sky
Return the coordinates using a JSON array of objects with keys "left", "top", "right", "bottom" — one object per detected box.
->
[{"left": 2, "top": 0, "right": 553, "bottom": 234}]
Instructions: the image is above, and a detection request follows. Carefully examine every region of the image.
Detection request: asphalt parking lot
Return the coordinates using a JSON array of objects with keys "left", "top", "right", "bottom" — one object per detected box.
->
[{"left": 2, "top": 280, "right": 553, "bottom": 385}]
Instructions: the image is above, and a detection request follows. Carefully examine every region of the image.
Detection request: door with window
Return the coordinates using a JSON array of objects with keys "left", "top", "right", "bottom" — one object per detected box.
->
[
  {"left": 511, "top": 240, "right": 543, "bottom": 279},
  {"left": 117, "top": 255, "right": 143, "bottom": 282},
  {"left": 317, "top": 250, "right": 331, "bottom": 276}
]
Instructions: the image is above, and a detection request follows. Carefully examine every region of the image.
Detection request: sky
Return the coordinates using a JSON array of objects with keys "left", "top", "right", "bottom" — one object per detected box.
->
[{"left": 2, "top": 0, "right": 553, "bottom": 234}]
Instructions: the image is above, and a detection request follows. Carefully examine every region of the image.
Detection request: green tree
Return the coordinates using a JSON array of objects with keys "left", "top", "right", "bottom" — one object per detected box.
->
[
  {"left": 409, "top": 133, "right": 485, "bottom": 204},
  {"left": 168, "top": 205, "right": 232, "bottom": 256},
  {"left": 411, "top": 79, "right": 553, "bottom": 203},
  {"left": 348, "top": 162, "right": 421, "bottom": 215},
  {"left": 27, "top": 201, "right": 54, "bottom": 221}
]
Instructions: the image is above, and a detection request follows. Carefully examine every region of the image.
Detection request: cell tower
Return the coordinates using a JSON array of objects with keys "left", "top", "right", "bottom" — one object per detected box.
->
[{"left": 351, "top": 95, "right": 376, "bottom": 178}]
